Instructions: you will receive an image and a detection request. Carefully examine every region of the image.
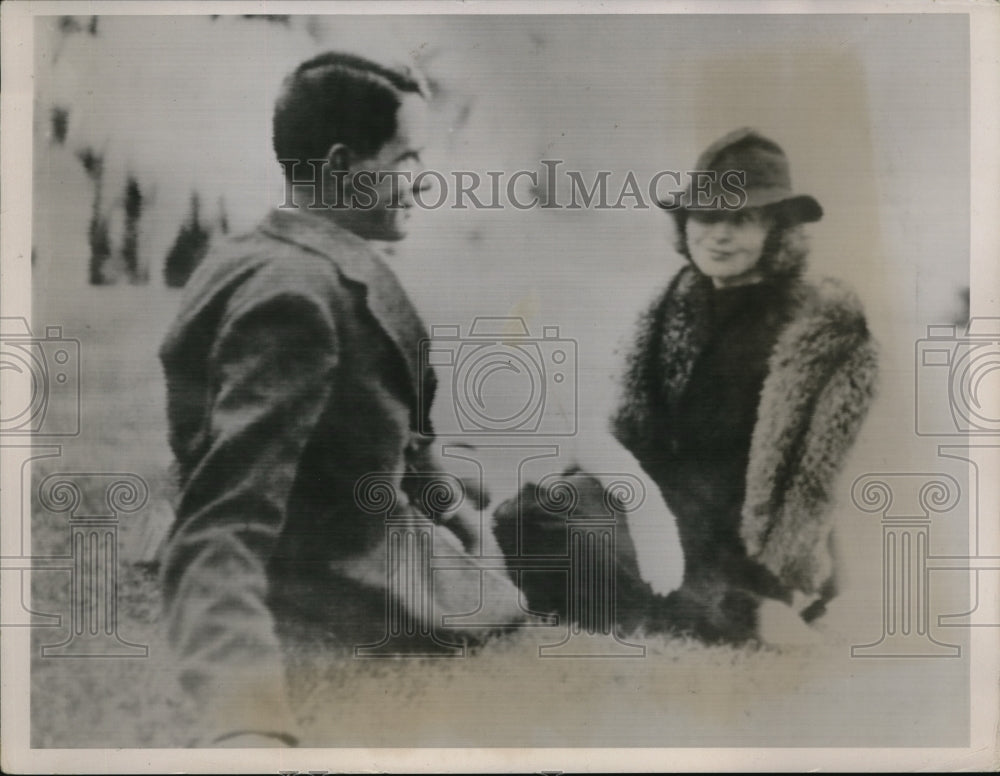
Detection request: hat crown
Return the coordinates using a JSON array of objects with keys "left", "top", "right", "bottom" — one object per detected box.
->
[
  {"left": 696, "top": 128, "right": 793, "bottom": 194},
  {"left": 672, "top": 127, "right": 822, "bottom": 223}
]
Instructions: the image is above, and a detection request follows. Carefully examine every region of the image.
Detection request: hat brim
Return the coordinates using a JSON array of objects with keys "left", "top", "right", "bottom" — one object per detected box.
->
[
  {"left": 657, "top": 192, "right": 823, "bottom": 224},
  {"left": 763, "top": 194, "right": 823, "bottom": 224}
]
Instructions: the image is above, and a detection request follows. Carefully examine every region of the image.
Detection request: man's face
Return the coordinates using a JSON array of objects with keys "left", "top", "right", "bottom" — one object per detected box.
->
[
  {"left": 686, "top": 208, "right": 772, "bottom": 287},
  {"left": 344, "top": 94, "right": 429, "bottom": 242}
]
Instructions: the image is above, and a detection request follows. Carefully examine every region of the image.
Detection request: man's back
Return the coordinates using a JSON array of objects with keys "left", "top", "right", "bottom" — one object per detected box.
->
[
  {"left": 156, "top": 53, "right": 527, "bottom": 747},
  {"left": 158, "top": 207, "right": 443, "bottom": 744}
]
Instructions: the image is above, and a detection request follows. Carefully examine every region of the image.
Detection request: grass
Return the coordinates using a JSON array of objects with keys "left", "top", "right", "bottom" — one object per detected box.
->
[{"left": 26, "top": 276, "right": 970, "bottom": 751}]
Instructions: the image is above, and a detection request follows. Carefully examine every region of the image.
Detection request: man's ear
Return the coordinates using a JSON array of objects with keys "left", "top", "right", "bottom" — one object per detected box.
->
[{"left": 325, "top": 142, "right": 353, "bottom": 173}]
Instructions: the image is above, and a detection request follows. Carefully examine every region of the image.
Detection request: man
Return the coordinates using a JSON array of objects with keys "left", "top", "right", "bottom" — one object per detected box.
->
[{"left": 158, "top": 52, "right": 521, "bottom": 747}]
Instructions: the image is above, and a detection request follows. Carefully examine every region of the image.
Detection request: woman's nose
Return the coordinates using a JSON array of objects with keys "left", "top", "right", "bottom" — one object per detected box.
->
[{"left": 710, "top": 222, "right": 734, "bottom": 242}]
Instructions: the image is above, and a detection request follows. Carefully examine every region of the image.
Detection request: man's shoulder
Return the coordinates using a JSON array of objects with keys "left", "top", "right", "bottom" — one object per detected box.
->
[
  {"left": 235, "top": 240, "right": 344, "bottom": 302},
  {"left": 163, "top": 217, "right": 357, "bottom": 357},
  {"left": 220, "top": 221, "right": 346, "bottom": 286},
  {"left": 185, "top": 217, "right": 353, "bottom": 312}
]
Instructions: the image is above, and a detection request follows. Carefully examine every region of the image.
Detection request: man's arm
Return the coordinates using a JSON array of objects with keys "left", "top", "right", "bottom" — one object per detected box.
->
[{"left": 161, "top": 286, "right": 338, "bottom": 746}]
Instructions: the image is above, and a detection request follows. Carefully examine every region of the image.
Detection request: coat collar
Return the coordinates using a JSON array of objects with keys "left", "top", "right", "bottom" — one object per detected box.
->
[
  {"left": 259, "top": 207, "right": 386, "bottom": 288},
  {"left": 258, "top": 207, "right": 435, "bottom": 427}
]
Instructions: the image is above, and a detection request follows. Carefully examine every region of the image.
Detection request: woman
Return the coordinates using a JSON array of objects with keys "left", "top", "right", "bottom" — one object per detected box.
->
[
  {"left": 495, "top": 128, "right": 877, "bottom": 644},
  {"left": 611, "top": 128, "right": 879, "bottom": 642}
]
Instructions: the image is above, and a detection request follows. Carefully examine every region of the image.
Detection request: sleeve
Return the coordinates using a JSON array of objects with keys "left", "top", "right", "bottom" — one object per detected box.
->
[
  {"left": 751, "top": 333, "right": 879, "bottom": 594},
  {"left": 160, "top": 287, "right": 338, "bottom": 746}
]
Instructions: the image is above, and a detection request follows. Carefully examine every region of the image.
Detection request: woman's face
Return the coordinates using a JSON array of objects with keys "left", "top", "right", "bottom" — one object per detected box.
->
[{"left": 686, "top": 208, "right": 773, "bottom": 287}]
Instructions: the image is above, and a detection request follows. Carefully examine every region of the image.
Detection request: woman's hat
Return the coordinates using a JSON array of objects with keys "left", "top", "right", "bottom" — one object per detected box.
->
[{"left": 661, "top": 127, "right": 823, "bottom": 223}]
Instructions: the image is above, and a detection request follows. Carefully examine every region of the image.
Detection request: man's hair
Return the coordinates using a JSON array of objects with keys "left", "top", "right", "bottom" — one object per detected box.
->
[{"left": 273, "top": 51, "right": 425, "bottom": 176}]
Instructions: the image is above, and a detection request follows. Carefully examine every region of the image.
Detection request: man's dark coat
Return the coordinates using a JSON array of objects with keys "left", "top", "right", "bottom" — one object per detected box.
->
[{"left": 160, "top": 207, "right": 483, "bottom": 743}]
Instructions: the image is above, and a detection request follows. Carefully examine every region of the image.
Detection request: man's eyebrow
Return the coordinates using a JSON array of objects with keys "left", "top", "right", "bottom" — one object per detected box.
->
[{"left": 393, "top": 149, "right": 422, "bottom": 163}]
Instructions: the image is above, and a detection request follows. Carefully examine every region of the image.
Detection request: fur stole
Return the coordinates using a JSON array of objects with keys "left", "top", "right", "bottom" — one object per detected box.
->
[{"left": 613, "top": 261, "right": 878, "bottom": 594}]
